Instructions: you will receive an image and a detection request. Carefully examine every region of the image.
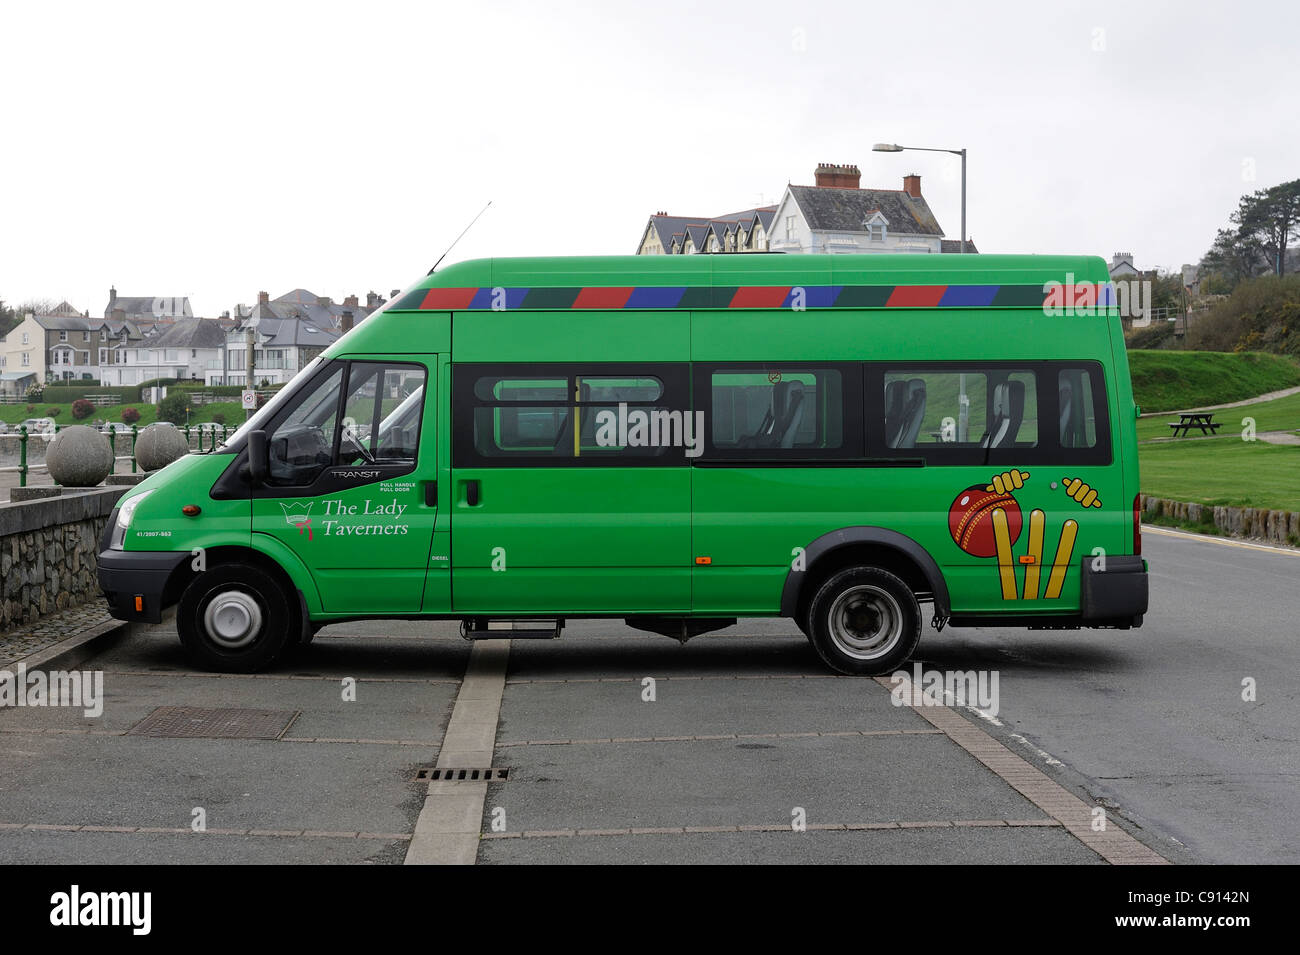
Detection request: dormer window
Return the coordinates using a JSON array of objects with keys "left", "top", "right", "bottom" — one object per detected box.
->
[
  {"left": 864, "top": 212, "right": 888, "bottom": 242},
  {"left": 707, "top": 235, "right": 719, "bottom": 253}
]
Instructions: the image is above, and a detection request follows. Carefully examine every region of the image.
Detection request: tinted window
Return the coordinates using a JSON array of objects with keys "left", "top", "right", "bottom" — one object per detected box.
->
[
  {"left": 696, "top": 363, "right": 863, "bottom": 461},
  {"left": 868, "top": 362, "right": 1107, "bottom": 465},
  {"left": 454, "top": 364, "right": 689, "bottom": 466}
]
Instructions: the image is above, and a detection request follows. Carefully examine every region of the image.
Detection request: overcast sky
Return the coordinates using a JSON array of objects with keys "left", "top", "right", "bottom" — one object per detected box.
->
[{"left": 2, "top": 0, "right": 1296, "bottom": 317}]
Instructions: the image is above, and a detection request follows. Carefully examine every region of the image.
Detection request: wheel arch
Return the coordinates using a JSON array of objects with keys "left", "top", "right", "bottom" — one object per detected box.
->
[
  {"left": 781, "top": 526, "right": 950, "bottom": 623},
  {"left": 161, "top": 540, "right": 322, "bottom": 617}
]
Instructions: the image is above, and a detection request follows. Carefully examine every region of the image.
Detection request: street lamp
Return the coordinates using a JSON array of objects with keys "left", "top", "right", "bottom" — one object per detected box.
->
[{"left": 872, "top": 142, "right": 967, "bottom": 253}]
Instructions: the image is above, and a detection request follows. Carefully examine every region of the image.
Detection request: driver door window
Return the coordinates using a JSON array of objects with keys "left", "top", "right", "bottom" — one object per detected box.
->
[
  {"left": 267, "top": 361, "right": 426, "bottom": 486},
  {"left": 268, "top": 365, "right": 343, "bottom": 485}
]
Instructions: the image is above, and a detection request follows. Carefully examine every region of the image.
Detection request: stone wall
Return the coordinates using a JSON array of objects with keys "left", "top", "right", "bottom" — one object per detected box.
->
[
  {"left": 1141, "top": 494, "right": 1300, "bottom": 547},
  {"left": 0, "top": 487, "right": 128, "bottom": 630}
]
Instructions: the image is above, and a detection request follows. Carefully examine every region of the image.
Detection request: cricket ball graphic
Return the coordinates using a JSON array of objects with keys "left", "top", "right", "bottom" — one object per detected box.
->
[{"left": 949, "top": 485, "right": 1022, "bottom": 558}]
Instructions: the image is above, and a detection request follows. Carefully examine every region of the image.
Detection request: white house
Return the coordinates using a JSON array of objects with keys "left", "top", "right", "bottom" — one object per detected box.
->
[
  {"left": 208, "top": 312, "right": 339, "bottom": 387},
  {"left": 98, "top": 318, "right": 227, "bottom": 387},
  {"left": 765, "top": 165, "right": 951, "bottom": 255}
]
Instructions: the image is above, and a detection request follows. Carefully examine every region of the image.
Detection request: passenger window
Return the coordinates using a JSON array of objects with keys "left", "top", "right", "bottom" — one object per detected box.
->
[
  {"left": 702, "top": 364, "right": 858, "bottom": 459},
  {"left": 456, "top": 364, "right": 687, "bottom": 466},
  {"left": 882, "top": 370, "right": 1036, "bottom": 450},
  {"left": 1058, "top": 368, "right": 1097, "bottom": 448}
]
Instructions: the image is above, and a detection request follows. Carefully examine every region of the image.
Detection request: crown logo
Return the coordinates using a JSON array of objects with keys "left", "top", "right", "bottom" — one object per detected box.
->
[{"left": 279, "top": 502, "right": 313, "bottom": 526}]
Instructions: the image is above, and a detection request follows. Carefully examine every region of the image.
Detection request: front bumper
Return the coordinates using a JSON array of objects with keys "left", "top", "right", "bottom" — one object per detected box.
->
[{"left": 98, "top": 549, "right": 191, "bottom": 624}]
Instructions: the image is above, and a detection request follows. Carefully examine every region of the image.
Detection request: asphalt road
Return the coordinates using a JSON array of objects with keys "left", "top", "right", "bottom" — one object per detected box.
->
[
  {"left": 921, "top": 526, "right": 1300, "bottom": 864},
  {"left": 0, "top": 525, "right": 1292, "bottom": 864}
]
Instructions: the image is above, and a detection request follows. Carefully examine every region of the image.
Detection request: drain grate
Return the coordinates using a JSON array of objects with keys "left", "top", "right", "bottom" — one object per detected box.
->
[
  {"left": 416, "top": 767, "right": 509, "bottom": 782},
  {"left": 128, "top": 706, "right": 300, "bottom": 740}
]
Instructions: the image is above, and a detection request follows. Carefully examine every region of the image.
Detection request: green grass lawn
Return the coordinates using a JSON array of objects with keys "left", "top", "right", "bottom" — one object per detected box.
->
[
  {"left": 1140, "top": 438, "right": 1300, "bottom": 511},
  {"left": 1137, "top": 389, "right": 1300, "bottom": 442},
  {"left": 1128, "top": 350, "right": 1300, "bottom": 412},
  {"left": 0, "top": 399, "right": 245, "bottom": 431}
]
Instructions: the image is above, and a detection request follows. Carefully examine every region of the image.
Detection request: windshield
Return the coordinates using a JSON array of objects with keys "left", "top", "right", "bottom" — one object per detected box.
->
[{"left": 221, "top": 356, "right": 326, "bottom": 449}]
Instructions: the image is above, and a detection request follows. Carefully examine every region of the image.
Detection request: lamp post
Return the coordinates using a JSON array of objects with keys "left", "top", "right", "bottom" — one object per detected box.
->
[{"left": 872, "top": 142, "right": 967, "bottom": 253}]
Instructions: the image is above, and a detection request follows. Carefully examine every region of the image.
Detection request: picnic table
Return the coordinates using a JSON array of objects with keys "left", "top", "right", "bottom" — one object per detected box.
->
[{"left": 1168, "top": 412, "right": 1221, "bottom": 437}]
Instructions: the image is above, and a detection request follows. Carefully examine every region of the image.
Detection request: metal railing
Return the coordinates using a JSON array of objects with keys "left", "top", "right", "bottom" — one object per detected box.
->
[{"left": 2, "top": 422, "right": 236, "bottom": 488}]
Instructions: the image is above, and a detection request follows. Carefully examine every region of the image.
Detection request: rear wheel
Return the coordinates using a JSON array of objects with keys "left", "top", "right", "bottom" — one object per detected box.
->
[
  {"left": 806, "top": 567, "right": 921, "bottom": 675},
  {"left": 177, "top": 564, "right": 296, "bottom": 673}
]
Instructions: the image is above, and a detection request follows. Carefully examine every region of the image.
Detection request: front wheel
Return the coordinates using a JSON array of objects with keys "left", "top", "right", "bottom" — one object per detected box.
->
[
  {"left": 177, "top": 565, "right": 296, "bottom": 673},
  {"left": 806, "top": 567, "right": 921, "bottom": 675}
]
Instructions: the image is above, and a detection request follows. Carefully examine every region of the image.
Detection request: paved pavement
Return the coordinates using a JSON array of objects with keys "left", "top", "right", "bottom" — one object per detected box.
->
[{"left": 0, "top": 527, "right": 1291, "bottom": 864}]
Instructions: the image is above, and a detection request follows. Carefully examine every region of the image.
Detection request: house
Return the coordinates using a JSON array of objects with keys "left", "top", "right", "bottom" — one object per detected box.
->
[
  {"left": 97, "top": 318, "right": 227, "bottom": 387},
  {"left": 636, "top": 207, "right": 776, "bottom": 255},
  {"left": 766, "top": 164, "right": 951, "bottom": 254},
  {"left": 231, "top": 289, "right": 385, "bottom": 332},
  {"left": 1108, "top": 253, "right": 1141, "bottom": 279},
  {"left": 104, "top": 287, "right": 193, "bottom": 322},
  {"left": 0, "top": 303, "right": 126, "bottom": 384},
  {"left": 209, "top": 308, "right": 340, "bottom": 387}
]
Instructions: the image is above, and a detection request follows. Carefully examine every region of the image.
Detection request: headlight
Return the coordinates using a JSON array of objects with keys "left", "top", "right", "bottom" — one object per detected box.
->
[{"left": 115, "top": 489, "right": 154, "bottom": 535}]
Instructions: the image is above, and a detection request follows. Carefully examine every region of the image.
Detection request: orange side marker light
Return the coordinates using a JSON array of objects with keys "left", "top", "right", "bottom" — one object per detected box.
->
[
  {"left": 695, "top": 556, "right": 712, "bottom": 565},
  {"left": 134, "top": 595, "right": 143, "bottom": 612},
  {"left": 182, "top": 505, "right": 201, "bottom": 517}
]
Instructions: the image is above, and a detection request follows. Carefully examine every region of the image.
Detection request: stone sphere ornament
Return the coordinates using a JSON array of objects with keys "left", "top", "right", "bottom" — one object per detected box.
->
[
  {"left": 135, "top": 422, "right": 191, "bottom": 472},
  {"left": 46, "top": 425, "right": 114, "bottom": 487}
]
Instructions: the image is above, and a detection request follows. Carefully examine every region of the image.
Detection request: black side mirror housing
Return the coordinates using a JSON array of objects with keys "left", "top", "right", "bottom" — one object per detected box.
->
[{"left": 247, "top": 429, "right": 269, "bottom": 485}]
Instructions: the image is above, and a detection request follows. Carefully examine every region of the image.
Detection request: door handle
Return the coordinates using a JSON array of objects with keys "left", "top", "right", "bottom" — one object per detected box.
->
[
  {"left": 465, "top": 479, "right": 481, "bottom": 507},
  {"left": 424, "top": 481, "right": 437, "bottom": 507}
]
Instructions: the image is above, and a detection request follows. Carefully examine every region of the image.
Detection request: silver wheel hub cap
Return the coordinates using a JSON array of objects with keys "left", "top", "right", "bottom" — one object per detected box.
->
[
  {"left": 204, "top": 590, "right": 263, "bottom": 649},
  {"left": 826, "top": 585, "right": 903, "bottom": 661}
]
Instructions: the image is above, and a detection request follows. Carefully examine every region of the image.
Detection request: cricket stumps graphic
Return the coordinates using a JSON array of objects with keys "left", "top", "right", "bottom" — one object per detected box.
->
[{"left": 948, "top": 470, "right": 1100, "bottom": 600}]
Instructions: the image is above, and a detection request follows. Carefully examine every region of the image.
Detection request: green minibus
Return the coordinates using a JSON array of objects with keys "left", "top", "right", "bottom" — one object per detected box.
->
[{"left": 98, "top": 253, "right": 1148, "bottom": 675}]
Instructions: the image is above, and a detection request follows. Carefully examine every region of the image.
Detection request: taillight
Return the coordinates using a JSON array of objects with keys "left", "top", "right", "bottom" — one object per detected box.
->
[{"left": 1133, "top": 493, "right": 1142, "bottom": 555}]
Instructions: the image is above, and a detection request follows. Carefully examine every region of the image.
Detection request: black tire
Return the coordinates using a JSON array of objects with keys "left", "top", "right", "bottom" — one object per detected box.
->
[
  {"left": 806, "top": 567, "right": 921, "bottom": 675},
  {"left": 177, "top": 564, "right": 297, "bottom": 673}
]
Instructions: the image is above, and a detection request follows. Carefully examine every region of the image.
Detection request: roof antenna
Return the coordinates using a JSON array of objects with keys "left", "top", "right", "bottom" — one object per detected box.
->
[{"left": 429, "top": 201, "right": 492, "bottom": 275}]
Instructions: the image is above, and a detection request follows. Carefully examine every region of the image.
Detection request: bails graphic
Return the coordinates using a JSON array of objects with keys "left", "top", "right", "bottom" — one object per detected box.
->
[{"left": 948, "top": 469, "right": 1100, "bottom": 600}]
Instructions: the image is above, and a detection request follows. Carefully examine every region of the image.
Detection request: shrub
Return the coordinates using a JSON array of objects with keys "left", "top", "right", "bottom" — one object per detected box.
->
[
  {"left": 71, "top": 398, "right": 95, "bottom": 419},
  {"left": 24, "top": 382, "right": 43, "bottom": 401},
  {"left": 210, "top": 411, "right": 226, "bottom": 425},
  {"left": 45, "top": 407, "right": 61, "bottom": 418},
  {"left": 158, "top": 392, "right": 188, "bottom": 425},
  {"left": 25, "top": 404, "right": 34, "bottom": 413},
  {"left": 120, "top": 406, "right": 141, "bottom": 425}
]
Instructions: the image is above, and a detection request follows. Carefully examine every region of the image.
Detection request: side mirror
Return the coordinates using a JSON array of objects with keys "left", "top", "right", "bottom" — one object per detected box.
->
[{"left": 247, "top": 429, "right": 269, "bottom": 485}]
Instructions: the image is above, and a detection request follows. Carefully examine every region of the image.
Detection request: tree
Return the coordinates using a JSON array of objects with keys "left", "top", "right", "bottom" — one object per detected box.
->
[
  {"left": 1235, "top": 180, "right": 1300, "bottom": 275},
  {"left": 158, "top": 392, "right": 189, "bottom": 425},
  {"left": 1198, "top": 180, "right": 1300, "bottom": 292}
]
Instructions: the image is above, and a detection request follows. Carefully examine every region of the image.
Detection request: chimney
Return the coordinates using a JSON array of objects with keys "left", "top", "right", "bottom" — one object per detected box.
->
[
  {"left": 344, "top": 294, "right": 359, "bottom": 308},
  {"left": 366, "top": 291, "right": 380, "bottom": 309},
  {"left": 316, "top": 295, "right": 331, "bottom": 307},
  {"left": 257, "top": 291, "right": 269, "bottom": 306},
  {"left": 109, "top": 286, "right": 117, "bottom": 308},
  {"left": 903, "top": 174, "right": 922, "bottom": 198},
  {"left": 341, "top": 310, "right": 354, "bottom": 333},
  {"left": 814, "top": 163, "right": 861, "bottom": 189}
]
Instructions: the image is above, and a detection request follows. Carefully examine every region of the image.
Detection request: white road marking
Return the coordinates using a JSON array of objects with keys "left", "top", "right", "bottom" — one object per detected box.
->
[{"left": 1143, "top": 524, "right": 1300, "bottom": 556}]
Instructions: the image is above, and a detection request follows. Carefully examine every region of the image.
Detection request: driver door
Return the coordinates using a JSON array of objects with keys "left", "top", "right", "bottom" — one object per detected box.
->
[{"left": 251, "top": 356, "right": 438, "bottom": 614}]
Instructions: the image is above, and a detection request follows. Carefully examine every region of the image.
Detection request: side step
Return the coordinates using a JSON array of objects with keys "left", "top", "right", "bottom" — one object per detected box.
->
[{"left": 460, "top": 617, "right": 564, "bottom": 640}]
